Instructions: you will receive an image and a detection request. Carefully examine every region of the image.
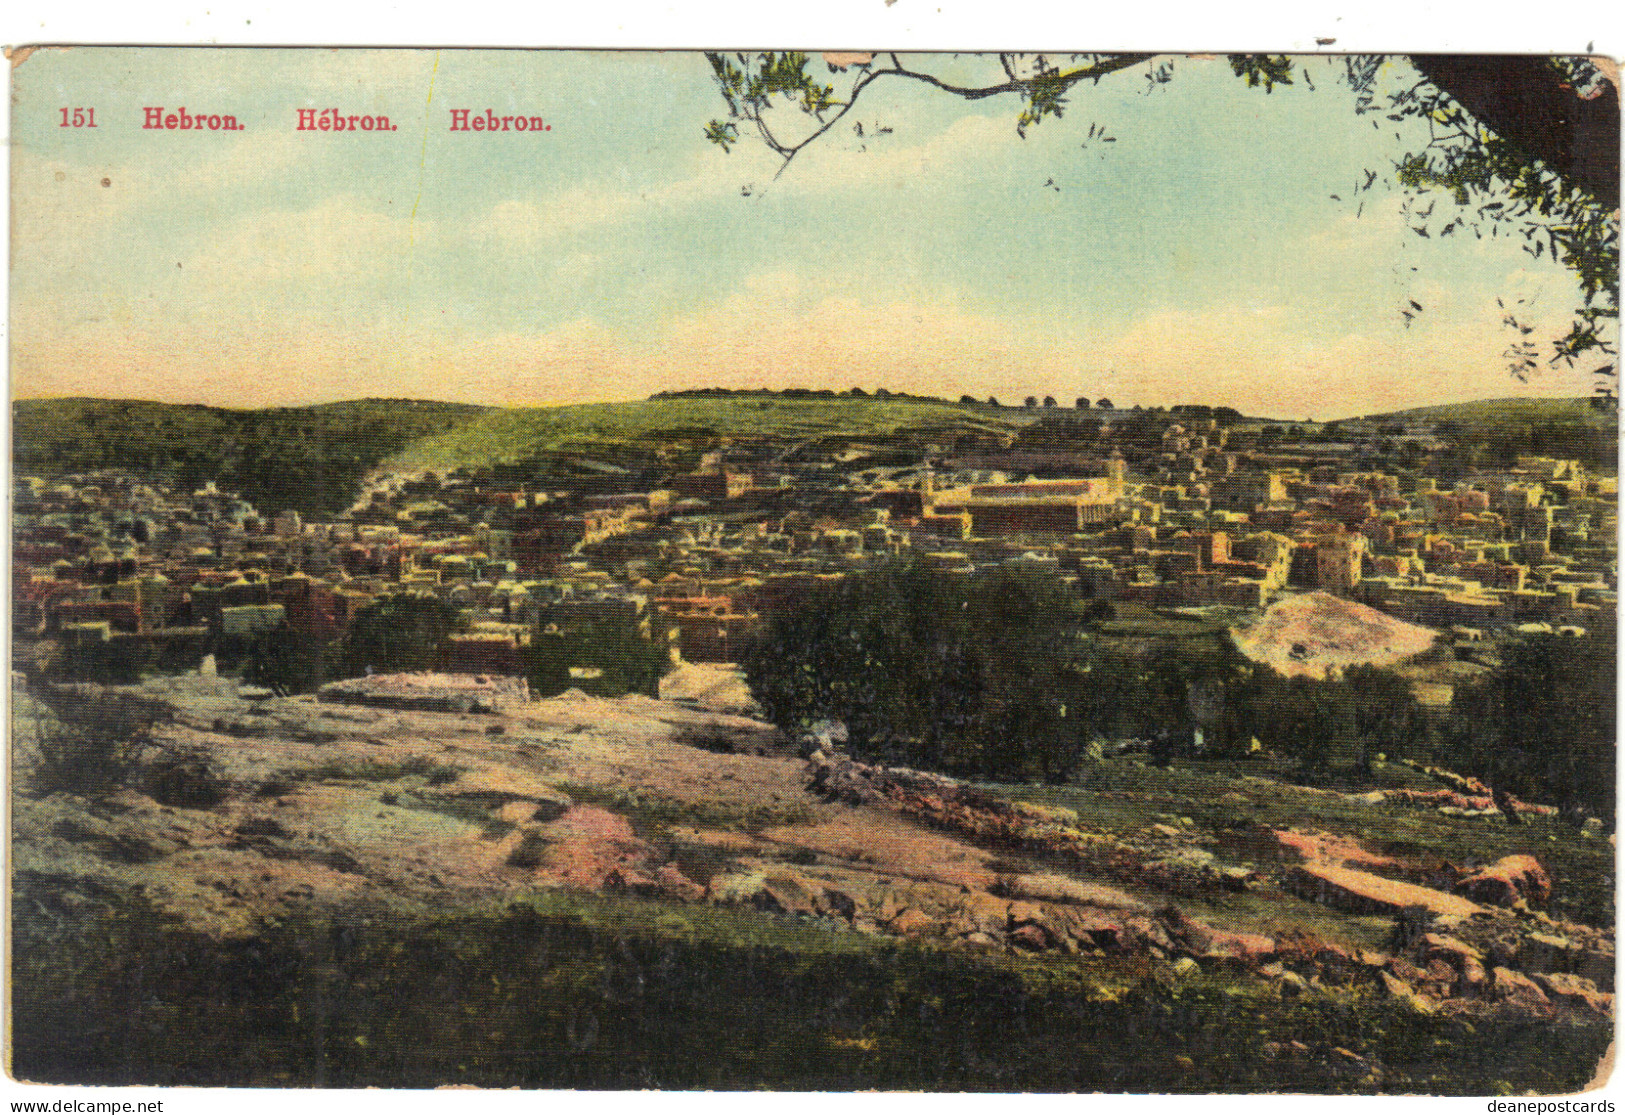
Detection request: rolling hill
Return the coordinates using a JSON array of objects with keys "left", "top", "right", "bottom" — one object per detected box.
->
[
  {"left": 1362, "top": 395, "right": 1616, "bottom": 430},
  {"left": 382, "top": 394, "right": 1029, "bottom": 473},
  {"left": 16, "top": 390, "right": 1614, "bottom": 521},
  {"left": 1362, "top": 396, "right": 1617, "bottom": 470},
  {"left": 13, "top": 394, "right": 1032, "bottom": 516},
  {"left": 12, "top": 398, "right": 489, "bottom": 518}
]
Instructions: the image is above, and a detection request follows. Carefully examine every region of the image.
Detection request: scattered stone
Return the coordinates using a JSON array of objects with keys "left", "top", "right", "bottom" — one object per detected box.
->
[
  {"left": 1008, "top": 923, "right": 1050, "bottom": 951},
  {"left": 1455, "top": 855, "right": 1551, "bottom": 907},
  {"left": 1517, "top": 932, "right": 1582, "bottom": 975},
  {"left": 48, "top": 814, "right": 186, "bottom": 863},
  {"left": 706, "top": 869, "right": 771, "bottom": 907},
  {"left": 1231, "top": 592, "right": 1438, "bottom": 679},
  {"left": 492, "top": 800, "right": 542, "bottom": 825},
  {"left": 815, "top": 884, "right": 858, "bottom": 921},
  {"left": 889, "top": 908, "right": 939, "bottom": 939},
  {"left": 1275, "top": 969, "right": 1310, "bottom": 997},
  {"left": 1283, "top": 862, "right": 1484, "bottom": 918},
  {"left": 1489, "top": 966, "right": 1551, "bottom": 1012},
  {"left": 1201, "top": 928, "right": 1276, "bottom": 965},
  {"left": 1247, "top": 825, "right": 1402, "bottom": 873},
  {"left": 759, "top": 870, "right": 821, "bottom": 917},
  {"left": 602, "top": 867, "right": 664, "bottom": 897},
  {"left": 995, "top": 872, "right": 1149, "bottom": 911},
  {"left": 652, "top": 863, "right": 706, "bottom": 902},
  {"left": 1577, "top": 949, "right": 1615, "bottom": 991},
  {"left": 235, "top": 816, "right": 291, "bottom": 839},
  {"left": 318, "top": 672, "right": 528, "bottom": 714},
  {"left": 143, "top": 755, "right": 226, "bottom": 809},
  {"left": 1530, "top": 973, "right": 1612, "bottom": 1019},
  {"left": 1378, "top": 970, "right": 1434, "bottom": 1013},
  {"left": 1419, "top": 932, "right": 1484, "bottom": 968},
  {"left": 1456, "top": 957, "right": 1489, "bottom": 997},
  {"left": 1387, "top": 956, "right": 1426, "bottom": 983}
]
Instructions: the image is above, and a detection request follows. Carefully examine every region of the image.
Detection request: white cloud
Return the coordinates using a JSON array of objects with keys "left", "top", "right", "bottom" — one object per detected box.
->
[{"left": 14, "top": 273, "right": 1599, "bottom": 415}]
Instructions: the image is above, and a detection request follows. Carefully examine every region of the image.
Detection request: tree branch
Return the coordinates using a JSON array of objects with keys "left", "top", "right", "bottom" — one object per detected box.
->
[
  {"left": 743, "top": 53, "right": 1159, "bottom": 177},
  {"left": 1409, "top": 55, "right": 1620, "bottom": 210},
  {"left": 875, "top": 53, "right": 1157, "bottom": 103}
]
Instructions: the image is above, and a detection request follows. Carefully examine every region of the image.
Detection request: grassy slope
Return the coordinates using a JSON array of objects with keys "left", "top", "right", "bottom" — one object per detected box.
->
[
  {"left": 12, "top": 398, "right": 489, "bottom": 517},
  {"left": 1363, "top": 396, "right": 1616, "bottom": 430},
  {"left": 19, "top": 393, "right": 1611, "bottom": 512},
  {"left": 992, "top": 757, "right": 1615, "bottom": 929},
  {"left": 11, "top": 878, "right": 1607, "bottom": 1093},
  {"left": 12, "top": 394, "right": 1030, "bottom": 510},
  {"left": 384, "top": 396, "right": 1029, "bottom": 471},
  {"left": 1362, "top": 396, "right": 1616, "bottom": 470}
]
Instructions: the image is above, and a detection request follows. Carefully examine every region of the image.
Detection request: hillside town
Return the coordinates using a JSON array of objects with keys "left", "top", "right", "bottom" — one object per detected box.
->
[{"left": 11, "top": 403, "right": 1618, "bottom": 692}]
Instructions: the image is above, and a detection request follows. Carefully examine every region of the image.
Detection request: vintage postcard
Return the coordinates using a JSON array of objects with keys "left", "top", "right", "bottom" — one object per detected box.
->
[{"left": 6, "top": 46, "right": 1620, "bottom": 1096}]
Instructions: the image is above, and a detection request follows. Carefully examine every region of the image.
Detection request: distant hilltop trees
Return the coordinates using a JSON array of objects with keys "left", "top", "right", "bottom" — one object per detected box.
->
[
  {"left": 649, "top": 387, "right": 959, "bottom": 403},
  {"left": 646, "top": 390, "right": 1249, "bottom": 424},
  {"left": 1169, "top": 404, "right": 1245, "bottom": 425},
  {"left": 648, "top": 387, "right": 1079, "bottom": 407},
  {"left": 649, "top": 388, "right": 1122, "bottom": 409}
]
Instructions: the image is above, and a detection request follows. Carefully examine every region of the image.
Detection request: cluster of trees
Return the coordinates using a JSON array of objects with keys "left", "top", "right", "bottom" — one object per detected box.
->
[
  {"left": 1443, "top": 628, "right": 1616, "bottom": 823},
  {"left": 742, "top": 558, "right": 1436, "bottom": 782},
  {"left": 647, "top": 389, "right": 1294, "bottom": 420},
  {"left": 1433, "top": 418, "right": 1618, "bottom": 473},
  {"left": 519, "top": 621, "right": 670, "bottom": 699},
  {"left": 12, "top": 398, "right": 483, "bottom": 519},
  {"left": 237, "top": 592, "right": 464, "bottom": 696},
  {"left": 744, "top": 559, "right": 1613, "bottom": 818},
  {"left": 43, "top": 585, "right": 675, "bottom": 705},
  {"left": 1168, "top": 404, "right": 1245, "bottom": 425},
  {"left": 1257, "top": 425, "right": 1308, "bottom": 446},
  {"left": 743, "top": 560, "right": 1095, "bottom": 780},
  {"left": 650, "top": 386, "right": 957, "bottom": 403},
  {"left": 20, "top": 685, "right": 168, "bottom": 797},
  {"left": 333, "top": 593, "right": 462, "bottom": 678},
  {"left": 1020, "top": 396, "right": 1117, "bottom": 410},
  {"left": 651, "top": 387, "right": 1127, "bottom": 411},
  {"left": 242, "top": 591, "right": 673, "bottom": 703}
]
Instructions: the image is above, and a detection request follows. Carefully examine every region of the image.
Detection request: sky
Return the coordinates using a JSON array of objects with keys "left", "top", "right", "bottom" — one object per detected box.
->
[{"left": 8, "top": 47, "right": 1615, "bottom": 418}]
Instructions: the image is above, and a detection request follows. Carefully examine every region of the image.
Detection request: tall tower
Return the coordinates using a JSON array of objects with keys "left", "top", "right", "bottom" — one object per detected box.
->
[{"left": 1106, "top": 452, "right": 1127, "bottom": 497}]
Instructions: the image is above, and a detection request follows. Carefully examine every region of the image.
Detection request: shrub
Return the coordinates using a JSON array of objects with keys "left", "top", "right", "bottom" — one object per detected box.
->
[
  {"left": 243, "top": 623, "right": 326, "bottom": 695},
  {"left": 23, "top": 685, "right": 167, "bottom": 797}
]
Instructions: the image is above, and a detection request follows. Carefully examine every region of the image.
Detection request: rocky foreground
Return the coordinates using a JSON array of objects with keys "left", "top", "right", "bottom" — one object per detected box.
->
[{"left": 12, "top": 669, "right": 1615, "bottom": 1049}]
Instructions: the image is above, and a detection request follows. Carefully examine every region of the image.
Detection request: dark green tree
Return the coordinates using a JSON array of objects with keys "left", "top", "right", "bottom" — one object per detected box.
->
[
  {"left": 338, "top": 592, "right": 461, "bottom": 677},
  {"left": 520, "top": 620, "right": 671, "bottom": 699},
  {"left": 244, "top": 623, "right": 326, "bottom": 696},
  {"left": 1343, "top": 664, "right": 1431, "bottom": 769},
  {"left": 743, "top": 558, "right": 1096, "bottom": 780},
  {"left": 1445, "top": 629, "right": 1616, "bottom": 823}
]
